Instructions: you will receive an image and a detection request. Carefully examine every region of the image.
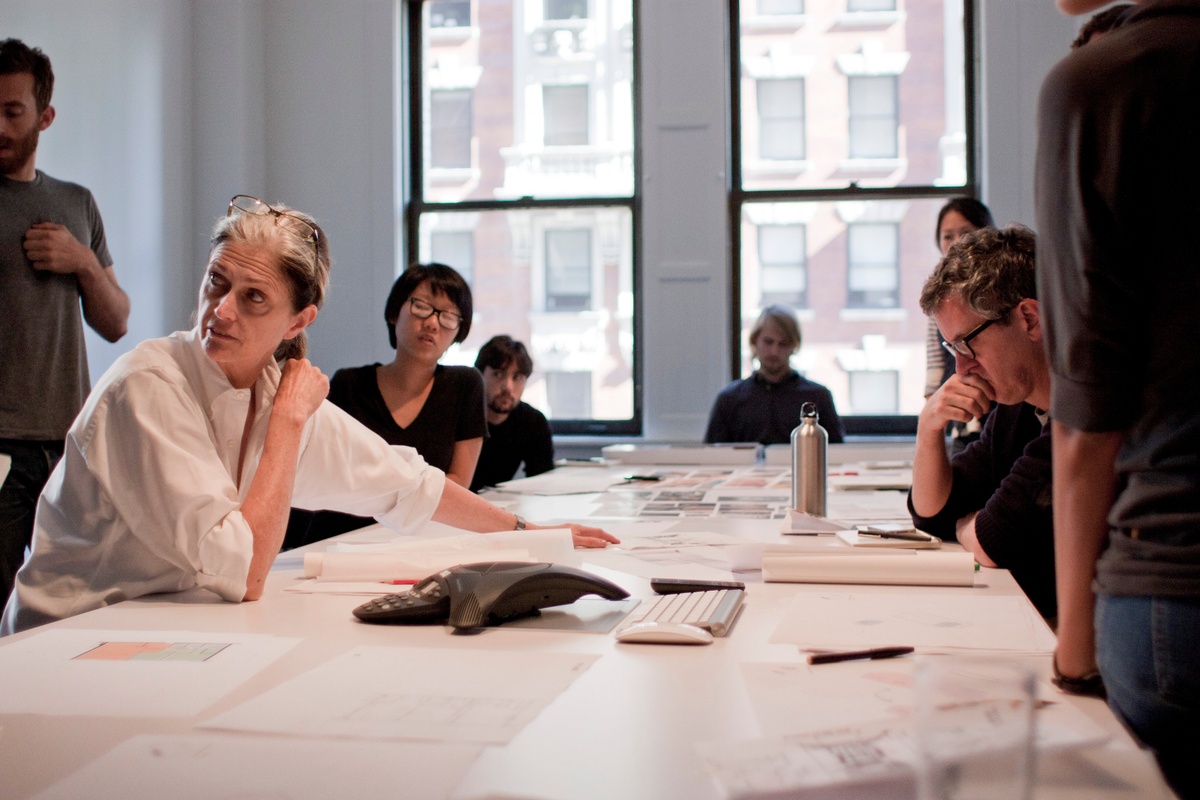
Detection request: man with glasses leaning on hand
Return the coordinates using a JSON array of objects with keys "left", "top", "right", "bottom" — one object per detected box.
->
[{"left": 908, "top": 225, "right": 1058, "bottom": 620}]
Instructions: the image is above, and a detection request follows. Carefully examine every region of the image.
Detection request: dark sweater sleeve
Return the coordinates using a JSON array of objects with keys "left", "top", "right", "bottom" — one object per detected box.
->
[
  {"left": 452, "top": 367, "right": 488, "bottom": 442},
  {"left": 816, "top": 388, "right": 845, "bottom": 444},
  {"left": 907, "top": 405, "right": 1023, "bottom": 540},
  {"left": 523, "top": 408, "right": 555, "bottom": 477},
  {"left": 704, "top": 387, "right": 733, "bottom": 443},
  {"left": 970, "top": 430, "right": 1056, "bottom": 617}
]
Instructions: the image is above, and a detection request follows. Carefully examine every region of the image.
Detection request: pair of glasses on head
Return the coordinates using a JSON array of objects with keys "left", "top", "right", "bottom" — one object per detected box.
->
[
  {"left": 942, "top": 309, "right": 1013, "bottom": 360},
  {"left": 407, "top": 296, "right": 462, "bottom": 331},
  {"left": 227, "top": 195, "right": 322, "bottom": 257}
]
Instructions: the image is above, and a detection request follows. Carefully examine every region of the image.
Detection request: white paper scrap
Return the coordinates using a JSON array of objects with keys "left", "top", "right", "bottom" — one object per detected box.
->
[
  {"left": 202, "top": 645, "right": 598, "bottom": 744},
  {"left": 0, "top": 629, "right": 300, "bottom": 717}
]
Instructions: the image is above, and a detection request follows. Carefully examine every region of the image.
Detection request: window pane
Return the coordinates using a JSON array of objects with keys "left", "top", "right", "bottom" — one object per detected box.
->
[
  {"left": 738, "top": 0, "right": 967, "bottom": 190},
  {"left": 543, "top": 85, "right": 589, "bottom": 146},
  {"left": 738, "top": 198, "right": 958, "bottom": 417},
  {"left": 546, "top": 371, "right": 594, "bottom": 418},
  {"left": 756, "top": 79, "right": 805, "bottom": 161},
  {"left": 848, "top": 76, "right": 898, "bottom": 159},
  {"left": 757, "top": 224, "right": 807, "bottom": 307},
  {"left": 429, "top": 0, "right": 471, "bottom": 28},
  {"left": 848, "top": 0, "right": 897, "bottom": 11},
  {"left": 849, "top": 370, "right": 899, "bottom": 413},
  {"left": 545, "top": 228, "right": 592, "bottom": 310},
  {"left": 430, "top": 230, "right": 474, "bottom": 283},
  {"left": 417, "top": 207, "right": 633, "bottom": 423},
  {"left": 430, "top": 89, "right": 472, "bottom": 169},
  {"left": 421, "top": 0, "right": 632, "bottom": 200},
  {"left": 847, "top": 222, "right": 899, "bottom": 306},
  {"left": 546, "top": 0, "right": 589, "bottom": 21},
  {"left": 758, "top": 0, "right": 805, "bottom": 14}
]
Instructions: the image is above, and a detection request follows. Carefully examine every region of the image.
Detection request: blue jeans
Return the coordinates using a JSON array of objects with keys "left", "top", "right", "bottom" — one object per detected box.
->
[
  {"left": 1096, "top": 593, "right": 1200, "bottom": 800},
  {"left": 0, "top": 439, "right": 63, "bottom": 610}
]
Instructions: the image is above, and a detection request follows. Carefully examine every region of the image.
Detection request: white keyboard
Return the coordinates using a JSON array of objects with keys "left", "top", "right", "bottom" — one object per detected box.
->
[{"left": 615, "top": 589, "right": 745, "bottom": 638}]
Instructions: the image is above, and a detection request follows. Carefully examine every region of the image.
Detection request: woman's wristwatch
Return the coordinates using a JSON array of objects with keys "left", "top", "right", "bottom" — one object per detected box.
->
[
  {"left": 1051, "top": 656, "right": 1106, "bottom": 699},
  {"left": 513, "top": 514, "right": 527, "bottom": 531}
]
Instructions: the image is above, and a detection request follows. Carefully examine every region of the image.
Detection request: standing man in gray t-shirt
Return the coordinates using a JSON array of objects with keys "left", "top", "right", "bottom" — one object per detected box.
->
[{"left": 0, "top": 39, "right": 129, "bottom": 606}]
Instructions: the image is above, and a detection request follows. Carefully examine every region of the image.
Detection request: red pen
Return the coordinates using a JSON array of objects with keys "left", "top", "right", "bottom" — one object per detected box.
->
[{"left": 382, "top": 579, "right": 418, "bottom": 585}]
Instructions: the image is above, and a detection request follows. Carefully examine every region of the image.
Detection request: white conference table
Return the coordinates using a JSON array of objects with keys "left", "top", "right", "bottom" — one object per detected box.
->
[{"left": 0, "top": 459, "right": 1175, "bottom": 800}]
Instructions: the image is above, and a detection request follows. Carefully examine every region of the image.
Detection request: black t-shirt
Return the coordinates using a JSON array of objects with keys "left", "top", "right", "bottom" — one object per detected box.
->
[
  {"left": 471, "top": 401, "right": 555, "bottom": 492},
  {"left": 326, "top": 364, "right": 486, "bottom": 473},
  {"left": 1036, "top": 0, "right": 1200, "bottom": 597},
  {"left": 283, "top": 364, "right": 486, "bottom": 549},
  {"left": 908, "top": 403, "right": 1055, "bottom": 618}
]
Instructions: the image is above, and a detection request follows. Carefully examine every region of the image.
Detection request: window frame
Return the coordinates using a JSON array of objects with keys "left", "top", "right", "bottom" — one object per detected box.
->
[
  {"left": 404, "top": 0, "right": 642, "bottom": 436},
  {"left": 729, "top": 0, "right": 981, "bottom": 437}
]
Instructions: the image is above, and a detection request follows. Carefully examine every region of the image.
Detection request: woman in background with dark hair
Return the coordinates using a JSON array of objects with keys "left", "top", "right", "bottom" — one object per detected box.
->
[
  {"left": 285, "top": 262, "right": 487, "bottom": 547},
  {"left": 925, "top": 198, "right": 997, "bottom": 399}
]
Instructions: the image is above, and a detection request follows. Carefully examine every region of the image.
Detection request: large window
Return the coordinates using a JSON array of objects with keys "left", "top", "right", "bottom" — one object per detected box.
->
[
  {"left": 408, "top": 0, "right": 636, "bottom": 433},
  {"left": 734, "top": 0, "right": 975, "bottom": 422}
]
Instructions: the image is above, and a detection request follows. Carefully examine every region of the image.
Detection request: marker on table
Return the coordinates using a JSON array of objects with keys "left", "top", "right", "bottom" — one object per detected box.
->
[
  {"left": 807, "top": 646, "right": 915, "bottom": 665},
  {"left": 382, "top": 579, "right": 418, "bottom": 586}
]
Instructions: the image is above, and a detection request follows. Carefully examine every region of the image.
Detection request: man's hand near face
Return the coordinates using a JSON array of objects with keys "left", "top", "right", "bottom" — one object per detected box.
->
[{"left": 911, "top": 373, "right": 996, "bottom": 519}]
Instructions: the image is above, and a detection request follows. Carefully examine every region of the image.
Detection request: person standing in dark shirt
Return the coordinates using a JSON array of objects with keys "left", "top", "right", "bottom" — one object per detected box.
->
[
  {"left": 1036, "top": 2, "right": 1200, "bottom": 794},
  {"left": 470, "top": 336, "right": 554, "bottom": 492},
  {"left": 704, "top": 305, "right": 843, "bottom": 445}
]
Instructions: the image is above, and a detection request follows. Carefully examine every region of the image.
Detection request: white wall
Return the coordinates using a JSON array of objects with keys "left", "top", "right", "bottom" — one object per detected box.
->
[{"left": 6, "top": 0, "right": 1081, "bottom": 439}]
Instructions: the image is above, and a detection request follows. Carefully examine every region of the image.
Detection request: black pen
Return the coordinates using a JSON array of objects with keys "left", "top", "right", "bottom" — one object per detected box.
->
[
  {"left": 624, "top": 475, "right": 662, "bottom": 482},
  {"left": 807, "top": 646, "right": 915, "bottom": 665},
  {"left": 857, "top": 529, "right": 931, "bottom": 542}
]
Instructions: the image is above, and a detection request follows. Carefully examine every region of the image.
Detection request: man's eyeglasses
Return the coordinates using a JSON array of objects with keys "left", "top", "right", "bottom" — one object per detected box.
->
[
  {"left": 227, "top": 195, "right": 322, "bottom": 257},
  {"left": 941, "top": 313, "right": 1006, "bottom": 360},
  {"left": 408, "top": 296, "right": 463, "bottom": 331}
]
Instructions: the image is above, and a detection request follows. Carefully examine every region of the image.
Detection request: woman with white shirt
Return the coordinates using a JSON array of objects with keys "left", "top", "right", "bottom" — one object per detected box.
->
[{"left": 1, "top": 196, "right": 616, "bottom": 635}]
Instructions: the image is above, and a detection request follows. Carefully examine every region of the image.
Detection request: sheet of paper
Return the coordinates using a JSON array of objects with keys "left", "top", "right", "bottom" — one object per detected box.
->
[
  {"left": 769, "top": 592, "right": 1058, "bottom": 653},
  {"left": 202, "top": 645, "right": 598, "bottom": 744},
  {"left": 780, "top": 509, "right": 856, "bottom": 535},
  {"left": 0, "top": 629, "right": 300, "bottom": 717},
  {"left": 303, "top": 548, "right": 532, "bottom": 580},
  {"left": 32, "top": 734, "right": 482, "bottom": 800},
  {"left": 763, "top": 550, "right": 975, "bottom": 586},
  {"left": 835, "top": 528, "right": 941, "bottom": 549},
  {"left": 0, "top": 453, "right": 10, "bottom": 490},
  {"left": 615, "top": 529, "right": 750, "bottom": 551},
  {"left": 492, "top": 470, "right": 626, "bottom": 495},
  {"left": 827, "top": 489, "right": 913, "bottom": 523},
  {"left": 324, "top": 529, "right": 576, "bottom": 570},
  {"left": 283, "top": 579, "right": 412, "bottom": 596},
  {"left": 592, "top": 487, "right": 792, "bottom": 520},
  {"left": 737, "top": 660, "right": 1108, "bottom": 744},
  {"left": 696, "top": 706, "right": 1108, "bottom": 800}
]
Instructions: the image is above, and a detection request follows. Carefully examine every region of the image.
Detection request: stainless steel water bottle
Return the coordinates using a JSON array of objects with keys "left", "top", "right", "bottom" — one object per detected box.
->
[{"left": 790, "top": 401, "right": 828, "bottom": 515}]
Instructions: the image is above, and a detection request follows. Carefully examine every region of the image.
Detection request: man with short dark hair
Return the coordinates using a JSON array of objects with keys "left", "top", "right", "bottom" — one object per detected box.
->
[
  {"left": 909, "top": 225, "right": 1056, "bottom": 618},
  {"left": 471, "top": 336, "right": 555, "bottom": 492},
  {"left": 0, "top": 39, "right": 129, "bottom": 605}
]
